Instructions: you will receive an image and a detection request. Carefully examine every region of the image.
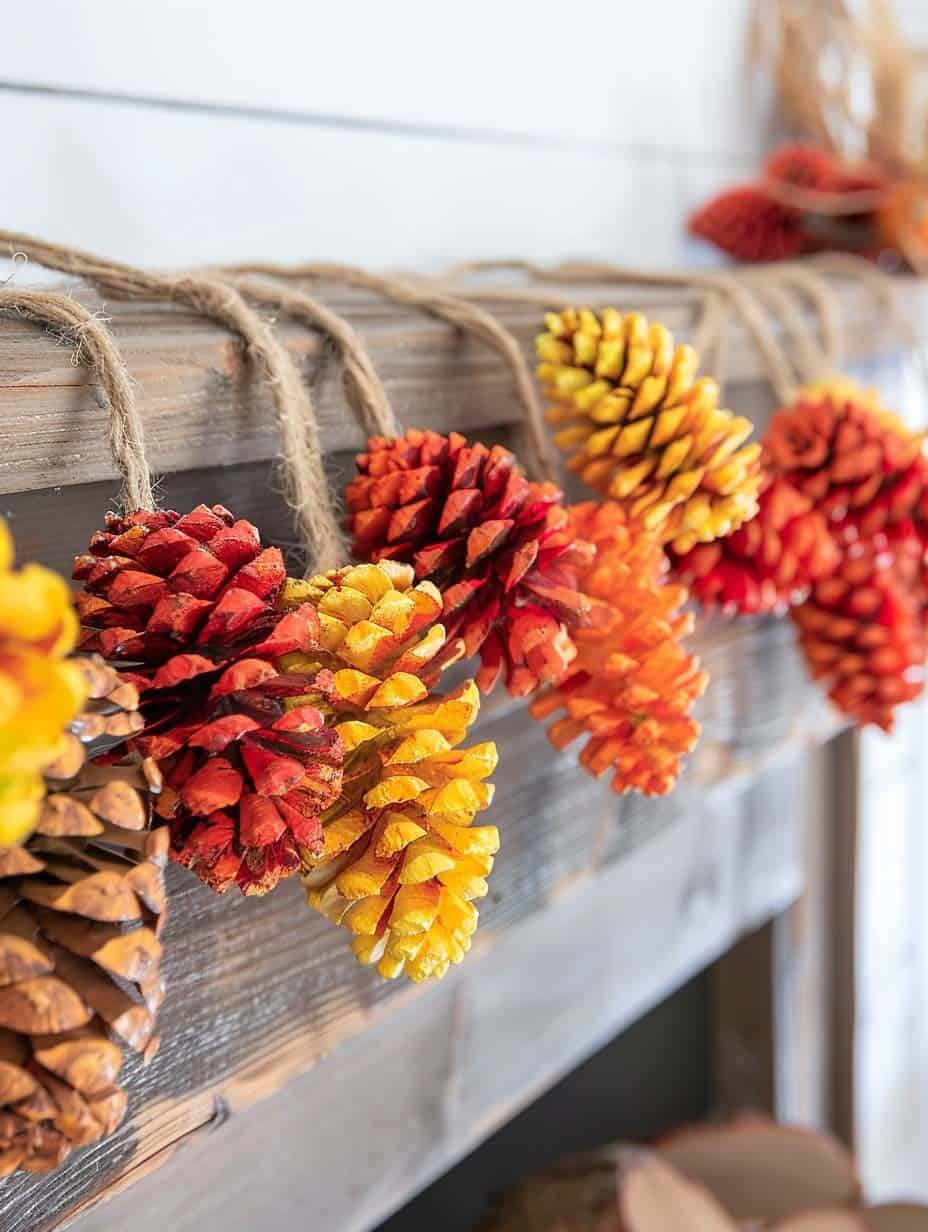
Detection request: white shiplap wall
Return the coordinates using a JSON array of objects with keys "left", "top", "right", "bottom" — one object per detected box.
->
[
  {"left": 8, "top": 0, "right": 928, "bottom": 1207},
  {"left": 1, "top": 0, "right": 770, "bottom": 269}
]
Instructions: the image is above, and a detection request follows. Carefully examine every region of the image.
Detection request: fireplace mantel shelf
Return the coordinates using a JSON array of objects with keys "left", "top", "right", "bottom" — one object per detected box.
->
[{"left": 0, "top": 274, "right": 888, "bottom": 1231}]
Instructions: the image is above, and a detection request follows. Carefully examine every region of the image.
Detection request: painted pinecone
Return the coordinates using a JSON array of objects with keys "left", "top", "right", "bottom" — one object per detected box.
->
[
  {"left": 669, "top": 475, "right": 840, "bottom": 615},
  {"left": 792, "top": 530, "right": 926, "bottom": 731},
  {"left": 0, "top": 655, "right": 167, "bottom": 1175},
  {"left": 0, "top": 520, "right": 86, "bottom": 845},
  {"left": 73, "top": 504, "right": 343, "bottom": 896},
  {"left": 765, "top": 381, "right": 928, "bottom": 538},
  {"left": 346, "top": 430, "right": 593, "bottom": 695},
  {"left": 688, "top": 186, "right": 807, "bottom": 262},
  {"left": 531, "top": 503, "right": 707, "bottom": 797},
  {"left": 279, "top": 562, "right": 498, "bottom": 983},
  {"left": 537, "top": 309, "right": 763, "bottom": 552}
]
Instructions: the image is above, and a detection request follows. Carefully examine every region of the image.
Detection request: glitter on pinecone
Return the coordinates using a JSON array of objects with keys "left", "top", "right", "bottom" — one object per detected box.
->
[
  {"left": 345, "top": 430, "right": 593, "bottom": 696},
  {"left": 688, "top": 186, "right": 806, "bottom": 262},
  {"left": 74, "top": 505, "right": 342, "bottom": 896},
  {"left": 536, "top": 309, "right": 763, "bottom": 552},
  {"left": 0, "top": 654, "right": 167, "bottom": 1175},
  {"left": 531, "top": 503, "right": 708, "bottom": 796},
  {"left": 765, "top": 380, "right": 928, "bottom": 537},
  {"left": 0, "top": 520, "right": 86, "bottom": 845},
  {"left": 792, "top": 530, "right": 926, "bottom": 731},
  {"left": 669, "top": 475, "right": 840, "bottom": 616}
]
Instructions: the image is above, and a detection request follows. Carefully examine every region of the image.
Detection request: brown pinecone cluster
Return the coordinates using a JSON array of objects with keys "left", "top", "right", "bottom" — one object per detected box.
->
[{"left": 0, "top": 656, "right": 166, "bottom": 1174}]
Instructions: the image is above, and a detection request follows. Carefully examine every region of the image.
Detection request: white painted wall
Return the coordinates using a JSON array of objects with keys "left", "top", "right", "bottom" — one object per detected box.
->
[{"left": 1, "top": 0, "right": 770, "bottom": 270}]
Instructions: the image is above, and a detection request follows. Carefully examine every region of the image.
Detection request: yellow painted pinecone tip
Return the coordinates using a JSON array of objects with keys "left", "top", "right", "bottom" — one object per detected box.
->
[
  {"left": 301, "top": 680, "right": 498, "bottom": 984},
  {"left": 536, "top": 307, "right": 763, "bottom": 549}
]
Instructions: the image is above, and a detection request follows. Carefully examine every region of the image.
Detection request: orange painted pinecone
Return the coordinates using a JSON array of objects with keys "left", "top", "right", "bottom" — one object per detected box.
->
[
  {"left": 346, "top": 430, "right": 593, "bottom": 696},
  {"left": 669, "top": 475, "right": 840, "bottom": 615},
  {"left": 537, "top": 309, "right": 763, "bottom": 552},
  {"left": 73, "top": 505, "right": 342, "bottom": 895},
  {"left": 0, "top": 655, "right": 167, "bottom": 1175},
  {"left": 792, "top": 530, "right": 926, "bottom": 731},
  {"left": 765, "top": 380, "right": 928, "bottom": 537},
  {"left": 531, "top": 503, "right": 707, "bottom": 796},
  {"left": 280, "top": 563, "right": 498, "bottom": 983}
]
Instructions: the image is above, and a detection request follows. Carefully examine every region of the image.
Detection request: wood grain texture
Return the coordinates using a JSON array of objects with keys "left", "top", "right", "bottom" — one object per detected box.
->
[
  {"left": 0, "top": 276, "right": 919, "bottom": 496},
  {"left": 66, "top": 749, "right": 810, "bottom": 1232}
]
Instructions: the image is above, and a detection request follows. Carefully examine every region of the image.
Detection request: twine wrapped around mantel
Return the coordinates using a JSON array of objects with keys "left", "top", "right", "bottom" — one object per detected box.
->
[{"left": 0, "top": 230, "right": 343, "bottom": 572}]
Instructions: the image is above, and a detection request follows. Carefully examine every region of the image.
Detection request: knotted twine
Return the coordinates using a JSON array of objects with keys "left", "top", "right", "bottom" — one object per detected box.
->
[
  {"left": 0, "top": 286, "right": 154, "bottom": 513},
  {"left": 222, "top": 261, "right": 558, "bottom": 485},
  {"left": 0, "top": 231, "right": 343, "bottom": 573}
]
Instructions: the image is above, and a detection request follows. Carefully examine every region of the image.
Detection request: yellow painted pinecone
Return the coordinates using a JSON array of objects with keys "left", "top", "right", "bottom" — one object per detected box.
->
[
  {"left": 536, "top": 308, "right": 763, "bottom": 552},
  {"left": 0, "top": 520, "right": 86, "bottom": 845},
  {"left": 281, "top": 562, "right": 498, "bottom": 983}
]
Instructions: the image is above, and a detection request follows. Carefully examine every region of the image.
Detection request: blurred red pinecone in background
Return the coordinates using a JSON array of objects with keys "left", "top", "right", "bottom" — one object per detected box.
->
[
  {"left": 669, "top": 474, "right": 839, "bottom": 616},
  {"left": 688, "top": 186, "right": 806, "bottom": 262},
  {"left": 345, "top": 430, "right": 594, "bottom": 696}
]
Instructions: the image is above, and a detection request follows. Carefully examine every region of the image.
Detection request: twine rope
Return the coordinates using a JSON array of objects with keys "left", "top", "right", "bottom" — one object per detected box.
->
[
  {"left": 0, "top": 231, "right": 342, "bottom": 572},
  {"left": 444, "top": 258, "right": 804, "bottom": 404},
  {"left": 0, "top": 286, "right": 154, "bottom": 513},
  {"left": 224, "top": 260, "right": 558, "bottom": 484},
  {"left": 224, "top": 274, "right": 400, "bottom": 439}
]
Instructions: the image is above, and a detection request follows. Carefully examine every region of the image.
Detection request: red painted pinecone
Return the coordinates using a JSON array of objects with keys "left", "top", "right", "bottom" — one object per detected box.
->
[
  {"left": 73, "top": 505, "right": 343, "bottom": 895},
  {"left": 792, "top": 528, "right": 926, "bottom": 731},
  {"left": 669, "top": 475, "right": 839, "bottom": 615},
  {"left": 765, "top": 381, "right": 928, "bottom": 537},
  {"left": 345, "top": 430, "right": 593, "bottom": 696},
  {"left": 688, "top": 186, "right": 806, "bottom": 262},
  {"left": 764, "top": 143, "right": 842, "bottom": 191}
]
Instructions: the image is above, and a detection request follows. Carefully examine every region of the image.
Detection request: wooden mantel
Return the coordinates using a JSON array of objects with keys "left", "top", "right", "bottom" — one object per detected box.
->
[{"left": 0, "top": 272, "right": 903, "bottom": 1231}]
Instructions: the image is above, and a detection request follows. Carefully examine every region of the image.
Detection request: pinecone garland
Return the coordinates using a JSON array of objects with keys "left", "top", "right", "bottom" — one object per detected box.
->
[
  {"left": 0, "top": 655, "right": 167, "bottom": 1175},
  {"left": 531, "top": 503, "right": 707, "bottom": 796},
  {"left": 346, "top": 431, "right": 593, "bottom": 695},
  {"left": 765, "top": 380, "right": 927, "bottom": 536},
  {"left": 536, "top": 309, "right": 763, "bottom": 552},
  {"left": 0, "top": 520, "right": 86, "bottom": 845},
  {"left": 792, "top": 533, "right": 926, "bottom": 731},
  {"left": 669, "top": 475, "right": 840, "bottom": 615},
  {"left": 278, "top": 562, "right": 497, "bottom": 982}
]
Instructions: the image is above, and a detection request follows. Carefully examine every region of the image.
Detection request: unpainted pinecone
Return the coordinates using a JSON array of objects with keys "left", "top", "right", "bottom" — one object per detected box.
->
[
  {"left": 537, "top": 309, "right": 763, "bottom": 552},
  {"left": 0, "top": 655, "right": 166, "bottom": 1175}
]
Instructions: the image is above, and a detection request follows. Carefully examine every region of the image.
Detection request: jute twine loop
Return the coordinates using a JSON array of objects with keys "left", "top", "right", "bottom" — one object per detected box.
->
[
  {"left": 445, "top": 259, "right": 803, "bottom": 405},
  {"left": 223, "top": 274, "right": 400, "bottom": 440},
  {"left": 224, "top": 261, "right": 559, "bottom": 486},
  {"left": 0, "top": 231, "right": 342, "bottom": 572},
  {"left": 743, "top": 273, "right": 830, "bottom": 385},
  {"left": 0, "top": 285, "right": 154, "bottom": 513}
]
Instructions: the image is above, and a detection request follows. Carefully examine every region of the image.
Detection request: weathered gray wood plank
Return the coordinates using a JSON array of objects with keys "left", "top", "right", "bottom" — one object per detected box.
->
[
  {"left": 66, "top": 749, "right": 812, "bottom": 1232},
  {"left": 0, "top": 275, "right": 917, "bottom": 495}
]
